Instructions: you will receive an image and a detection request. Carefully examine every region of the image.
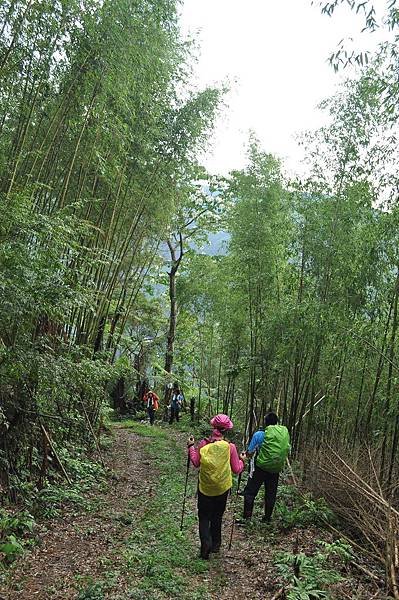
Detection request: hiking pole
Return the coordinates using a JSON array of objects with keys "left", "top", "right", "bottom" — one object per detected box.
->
[
  {"left": 228, "top": 471, "right": 242, "bottom": 550},
  {"left": 180, "top": 451, "right": 191, "bottom": 531}
]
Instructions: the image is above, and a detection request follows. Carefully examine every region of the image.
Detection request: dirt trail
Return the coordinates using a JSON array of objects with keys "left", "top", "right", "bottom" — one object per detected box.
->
[{"left": 2, "top": 429, "right": 153, "bottom": 600}]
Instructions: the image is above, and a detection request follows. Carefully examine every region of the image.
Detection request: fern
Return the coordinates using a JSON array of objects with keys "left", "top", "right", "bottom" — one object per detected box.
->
[{"left": 274, "top": 549, "right": 343, "bottom": 600}]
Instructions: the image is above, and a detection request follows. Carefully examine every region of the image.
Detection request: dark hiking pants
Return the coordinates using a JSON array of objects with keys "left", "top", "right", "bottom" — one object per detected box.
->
[
  {"left": 198, "top": 489, "right": 229, "bottom": 557},
  {"left": 169, "top": 406, "right": 180, "bottom": 424},
  {"left": 147, "top": 407, "right": 155, "bottom": 425},
  {"left": 243, "top": 466, "right": 279, "bottom": 521}
]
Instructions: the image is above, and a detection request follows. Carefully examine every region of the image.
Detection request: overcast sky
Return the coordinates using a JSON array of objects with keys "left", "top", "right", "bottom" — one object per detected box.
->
[{"left": 180, "top": 0, "right": 389, "bottom": 176}]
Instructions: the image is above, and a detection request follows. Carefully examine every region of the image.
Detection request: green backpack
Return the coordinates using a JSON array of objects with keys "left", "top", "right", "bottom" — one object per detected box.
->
[{"left": 256, "top": 425, "right": 290, "bottom": 473}]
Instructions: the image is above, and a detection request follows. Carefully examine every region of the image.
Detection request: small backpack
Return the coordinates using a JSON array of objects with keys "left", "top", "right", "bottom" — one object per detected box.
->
[
  {"left": 199, "top": 440, "right": 232, "bottom": 496},
  {"left": 256, "top": 425, "right": 290, "bottom": 473}
]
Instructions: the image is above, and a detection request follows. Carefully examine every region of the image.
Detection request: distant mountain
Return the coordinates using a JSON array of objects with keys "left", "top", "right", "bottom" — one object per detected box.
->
[{"left": 194, "top": 230, "right": 229, "bottom": 256}]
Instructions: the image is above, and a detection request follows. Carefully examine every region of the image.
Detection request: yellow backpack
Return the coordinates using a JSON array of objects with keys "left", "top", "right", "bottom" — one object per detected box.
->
[{"left": 199, "top": 440, "right": 232, "bottom": 496}]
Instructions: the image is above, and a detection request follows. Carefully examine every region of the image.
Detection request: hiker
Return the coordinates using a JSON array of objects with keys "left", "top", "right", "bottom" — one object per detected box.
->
[
  {"left": 143, "top": 389, "right": 159, "bottom": 425},
  {"left": 238, "top": 412, "right": 290, "bottom": 524},
  {"left": 169, "top": 387, "right": 183, "bottom": 424},
  {"left": 187, "top": 414, "right": 246, "bottom": 559}
]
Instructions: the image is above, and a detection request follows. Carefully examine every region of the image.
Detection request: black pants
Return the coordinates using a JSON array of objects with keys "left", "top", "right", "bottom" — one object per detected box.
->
[
  {"left": 243, "top": 466, "right": 279, "bottom": 520},
  {"left": 147, "top": 407, "right": 155, "bottom": 425},
  {"left": 169, "top": 406, "right": 180, "bottom": 424},
  {"left": 198, "top": 489, "right": 229, "bottom": 555}
]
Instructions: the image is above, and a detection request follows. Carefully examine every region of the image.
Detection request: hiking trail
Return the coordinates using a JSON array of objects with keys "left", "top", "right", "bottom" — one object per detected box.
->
[{"left": 1, "top": 423, "right": 381, "bottom": 599}]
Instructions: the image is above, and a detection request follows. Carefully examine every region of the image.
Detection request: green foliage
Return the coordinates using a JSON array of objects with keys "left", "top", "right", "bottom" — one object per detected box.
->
[
  {"left": 286, "top": 578, "right": 329, "bottom": 600},
  {"left": 0, "top": 535, "right": 24, "bottom": 562},
  {"left": 174, "top": 66, "right": 399, "bottom": 498},
  {"left": 77, "top": 580, "right": 104, "bottom": 600},
  {"left": 0, "top": 0, "right": 222, "bottom": 508},
  {"left": 274, "top": 548, "right": 343, "bottom": 600},
  {"left": 0, "top": 508, "right": 35, "bottom": 564},
  {"left": 36, "top": 486, "right": 87, "bottom": 519},
  {"left": 0, "top": 196, "right": 123, "bottom": 502},
  {"left": 0, "top": 509, "right": 35, "bottom": 538},
  {"left": 275, "top": 487, "right": 334, "bottom": 529},
  {"left": 318, "top": 539, "right": 353, "bottom": 563},
  {"left": 58, "top": 451, "right": 105, "bottom": 483},
  {"left": 33, "top": 453, "right": 105, "bottom": 518}
]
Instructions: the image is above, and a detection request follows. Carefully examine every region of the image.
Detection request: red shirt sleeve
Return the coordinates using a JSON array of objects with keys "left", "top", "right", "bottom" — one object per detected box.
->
[{"left": 229, "top": 443, "right": 244, "bottom": 475}]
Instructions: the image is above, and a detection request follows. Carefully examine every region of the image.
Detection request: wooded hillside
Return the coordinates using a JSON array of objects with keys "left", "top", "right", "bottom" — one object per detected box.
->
[{"left": 1, "top": 1, "right": 398, "bottom": 599}]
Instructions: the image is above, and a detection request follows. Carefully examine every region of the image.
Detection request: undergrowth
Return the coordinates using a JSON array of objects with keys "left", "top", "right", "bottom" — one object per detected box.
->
[
  {"left": 33, "top": 451, "right": 106, "bottom": 519},
  {"left": 274, "top": 539, "right": 352, "bottom": 600},
  {"left": 0, "top": 450, "right": 106, "bottom": 577},
  {"left": 275, "top": 484, "right": 335, "bottom": 529},
  {"left": 0, "top": 509, "right": 35, "bottom": 565}
]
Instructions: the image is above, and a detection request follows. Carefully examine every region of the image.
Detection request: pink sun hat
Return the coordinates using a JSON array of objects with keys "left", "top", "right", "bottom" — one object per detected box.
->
[{"left": 210, "top": 414, "right": 233, "bottom": 431}]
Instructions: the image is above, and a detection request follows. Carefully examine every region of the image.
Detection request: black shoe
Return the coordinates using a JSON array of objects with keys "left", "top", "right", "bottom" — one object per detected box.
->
[
  {"left": 235, "top": 518, "right": 250, "bottom": 526},
  {"left": 200, "top": 545, "right": 211, "bottom": 560},
  {"left": 261, "top": 515, "right": 271, "bottom": 523}
]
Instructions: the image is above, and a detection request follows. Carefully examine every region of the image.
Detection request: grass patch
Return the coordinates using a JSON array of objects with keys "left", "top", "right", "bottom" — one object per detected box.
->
[{"left": 114, "top": 420, "right": 168, "bottom": 438}]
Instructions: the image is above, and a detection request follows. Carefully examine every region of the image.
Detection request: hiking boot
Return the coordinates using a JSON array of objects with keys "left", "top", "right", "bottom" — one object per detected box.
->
[
  {"left": 200, "top": 545, "right": 211, "bottom": 560},
  {"left": 263, "top": 507, "right": 273, "bottom": 523},
  {"left": 261, "top": 515, "right": 271, "bottom": 523},
  {"left": 235, "top": 518, "right": 250, "bottom": 526}
]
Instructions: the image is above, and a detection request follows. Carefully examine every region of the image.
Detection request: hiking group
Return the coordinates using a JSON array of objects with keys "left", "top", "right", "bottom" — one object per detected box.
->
[
  {"left": 142, "top": 383, "right": 183, "bottom": 425},
  {"left": 187, "top": 412, "right": 290, "bottom": 559},
  {"left": 142, "top": 386, "right": 290, "bottom": 559}
]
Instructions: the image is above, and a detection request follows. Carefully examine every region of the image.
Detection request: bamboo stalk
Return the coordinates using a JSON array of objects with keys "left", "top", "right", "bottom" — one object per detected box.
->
[
  {"left": 40, "top": 423, "right": 72, "bottom": 485},
  {"left": 81, "top": 402, "right": 105, "bottom": 468}
]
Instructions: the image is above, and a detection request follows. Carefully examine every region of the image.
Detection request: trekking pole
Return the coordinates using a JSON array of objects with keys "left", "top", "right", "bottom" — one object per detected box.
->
[
  {"left": 228, "top": 471, "right": 242, "bottom": 550},
  {"left": 180, "top": 451, "right": 191, "bottom": 531}
]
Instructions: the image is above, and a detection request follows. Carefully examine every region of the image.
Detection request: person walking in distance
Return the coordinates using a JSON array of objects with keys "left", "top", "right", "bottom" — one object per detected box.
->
[
  {"left": 143, "top": 389, "right": 159, "bottom": 425},
  {"left": 187, "top": 414, "right": 246, "bottom": 559},
  {"left": 169, "top": 387, "right": 183, "bottom": 424},
  {"left": 239, "top": 412, "right": 290, "bottom": 524}
]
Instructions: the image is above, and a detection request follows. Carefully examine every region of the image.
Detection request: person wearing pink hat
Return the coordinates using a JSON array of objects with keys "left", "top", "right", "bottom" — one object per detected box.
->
[{"left": 187, "top": 414, "right": 246, "bottom": 559}]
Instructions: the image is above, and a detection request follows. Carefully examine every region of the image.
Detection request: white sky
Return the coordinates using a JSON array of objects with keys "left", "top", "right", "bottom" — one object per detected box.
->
[{"left": 180, "top": 0, "right": 390, "bottom": 176}]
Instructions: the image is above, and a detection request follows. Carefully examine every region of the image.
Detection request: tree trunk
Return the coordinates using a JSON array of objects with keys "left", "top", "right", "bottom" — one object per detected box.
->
[
  {"left": 164, "top": 235, "right": 183, "bottom": 377},
  {"left": 164, "top": 267, "right": 177, "bottom": 374}
]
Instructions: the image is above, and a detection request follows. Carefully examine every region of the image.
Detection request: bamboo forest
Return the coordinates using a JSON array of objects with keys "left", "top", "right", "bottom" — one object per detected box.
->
[{"left": 0, "top": 1, "right": 399, "bottom": 599}]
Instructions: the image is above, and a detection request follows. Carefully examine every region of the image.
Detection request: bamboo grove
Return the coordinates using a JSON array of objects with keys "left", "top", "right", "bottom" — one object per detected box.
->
[
  {"left": 176, "top": 69, "right": 399, "bottom": 489},
  {"left": 1, "top": 0, "right": 399, "bottom": 588},
  {"left": 0, "top": 0, "right": 221, "bottom": 499},
  {"left": 171, "top": 59, "right": 399, "bottom": 586}
]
